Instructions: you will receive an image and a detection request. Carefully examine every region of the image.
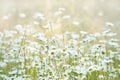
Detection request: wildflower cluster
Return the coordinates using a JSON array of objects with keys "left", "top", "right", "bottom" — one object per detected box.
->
[{"left": 0, "top": 26, "right": 119, "bottom": 80}]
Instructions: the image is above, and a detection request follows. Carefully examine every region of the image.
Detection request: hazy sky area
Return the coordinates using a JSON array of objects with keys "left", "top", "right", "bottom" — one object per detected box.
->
[{"left": 0, "top": 0, "right": 120, "bottom": 37}]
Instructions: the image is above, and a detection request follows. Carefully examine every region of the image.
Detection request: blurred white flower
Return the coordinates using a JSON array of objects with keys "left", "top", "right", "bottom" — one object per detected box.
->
[
  {"left": 58, "top": 7, "right": 66, "bottom": 11},
  {"left": 80, "top": 31, "right": 88, "bottom": 35},
  {"left": 94, "top": 33, "right": 101, "bottom": 37},
  {"left": 33, "top": 32, "right": 46, "bottom": 41},
  {"left": 105, "top": 22, "right": 114, "bottom": 27},
  {"left": 33, "top": 21, "right": 39, "bottom": 25},
  {"left": 0, "top": 62, "right": 7, "bottom": 67},
  {"left": 98, "top": 11, "right": 104, "bottom": 16},
  {"left": 99, "top": 75, "right": 104, "bottom": 79},
  {"left": 34, "top": 12, "right": 45, "bottom": 20},
  {"left": 4, "top": 30, "right": 17, "bottom": 38},
  {"left": 9, "top": 69, "right": 17, "bottom": 75},
  {"left": 72, "top": 21, "right": 80, "bottom": 26},
  {"left": 71, "top": 33, "right": 79, "bottom": 39},
  {"left": 54, "top": 10, "right": 63, "bottom": 16},
  {"left": 54, "top": 8, "right": 65, "bottom": 16},
  {"left": 19, "top": 13, "right": 26, "bottom": 18},
  {"left": 62, "top": 15, "right": 71, "bottom": 19},
  {"left": 15, "top": 24, "right": 24, "bottom": 32},
  {"left": 3, "top": 15, "right": 9, "bottom": 20}
]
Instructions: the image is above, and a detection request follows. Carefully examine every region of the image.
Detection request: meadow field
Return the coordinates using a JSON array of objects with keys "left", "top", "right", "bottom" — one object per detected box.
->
[{"left": 0, "top": 0, "right": 120, "bottom": 80}]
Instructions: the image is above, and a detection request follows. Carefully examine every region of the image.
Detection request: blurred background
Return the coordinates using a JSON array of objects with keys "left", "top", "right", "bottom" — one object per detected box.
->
[{"left": 0, "top": 0, "right": 120, "bottom": 38}]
